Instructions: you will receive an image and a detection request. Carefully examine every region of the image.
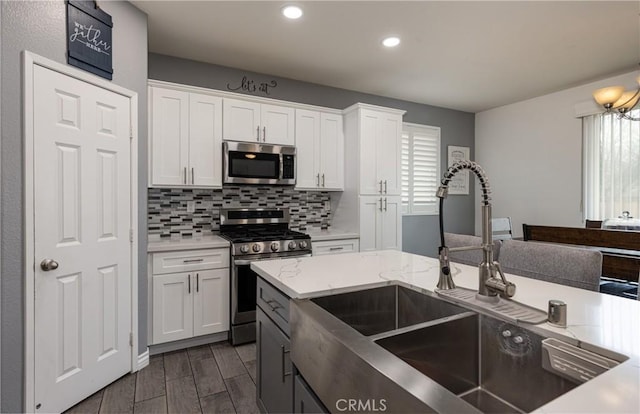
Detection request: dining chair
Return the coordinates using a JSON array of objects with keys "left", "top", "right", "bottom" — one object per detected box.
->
[
  {"left": 491, "top": 217, "right": 513, "bottom": 240},
  {"left": 499, "top": 239, "right": 602, "bottom": 291},
  {"left": 444, "top": 232, "right": 502, "bottom": 267}
]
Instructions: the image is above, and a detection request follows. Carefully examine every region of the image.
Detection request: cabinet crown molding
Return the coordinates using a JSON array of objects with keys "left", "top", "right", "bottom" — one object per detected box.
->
[
  {"left": 148, "top": 79, "right": 343, "bottom": 115},
  {"left": 343, "top": 102, "right": 406, "bottom": 116}
]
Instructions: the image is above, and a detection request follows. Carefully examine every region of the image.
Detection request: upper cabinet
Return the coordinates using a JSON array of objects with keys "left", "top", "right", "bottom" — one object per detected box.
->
[
  {"left": 150, "top": 86, "right": 222, "bottom": 188},
  {"left": 295, "top": 109, "right": 344, "bottom": 191},
  {"left": 223, "top": 98, "right": 295, "bottom": 146},
  {"left": 356, "top": 108, "right": 403, "bottom": 196}
]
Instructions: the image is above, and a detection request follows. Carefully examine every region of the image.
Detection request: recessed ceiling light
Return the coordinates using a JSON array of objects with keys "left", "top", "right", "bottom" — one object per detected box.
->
[
  {"left": 382, "top": 36, "right": 401, "bottom": 48},
  {"left": 282, "top": 5, "right": 303, "bottom": 19}
]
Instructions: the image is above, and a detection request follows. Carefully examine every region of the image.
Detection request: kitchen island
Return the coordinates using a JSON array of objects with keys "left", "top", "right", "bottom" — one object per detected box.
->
[{"left": 251, "top": 250, "right": 640, "bottom": 413}]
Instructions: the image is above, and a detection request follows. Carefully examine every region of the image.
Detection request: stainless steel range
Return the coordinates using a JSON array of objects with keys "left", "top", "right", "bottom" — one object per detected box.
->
[{"left": 219, "top": 208, "right": 311, "bottom": 345}]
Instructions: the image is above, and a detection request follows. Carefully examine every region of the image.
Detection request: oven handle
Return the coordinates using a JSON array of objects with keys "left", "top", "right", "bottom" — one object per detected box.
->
[{"left": 233, "top": 254, "right": 311, "bottom": 266}]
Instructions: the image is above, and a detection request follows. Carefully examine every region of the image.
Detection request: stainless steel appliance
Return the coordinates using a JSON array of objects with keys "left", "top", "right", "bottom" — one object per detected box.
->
[
  {"left": 219, "top": 208, "right": 311, "bottom": 345},
  {"left": 223, "top": 141, "right": 296, "bottom": 185}
]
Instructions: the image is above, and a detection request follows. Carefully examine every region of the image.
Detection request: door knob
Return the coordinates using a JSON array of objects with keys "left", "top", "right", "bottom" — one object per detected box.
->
[{"left": 40, "top": 259, "right": 59, "bottom": 271}]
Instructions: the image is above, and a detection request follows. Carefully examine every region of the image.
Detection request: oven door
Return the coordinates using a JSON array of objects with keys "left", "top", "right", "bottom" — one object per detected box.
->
[{"left": 231, "top": 253, "right": 310, "bottom": 326}]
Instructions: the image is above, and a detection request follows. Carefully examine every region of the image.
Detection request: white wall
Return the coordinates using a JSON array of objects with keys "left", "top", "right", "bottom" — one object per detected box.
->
[{"left": 475, "top": 71, "right": 638, "bottom": 237}]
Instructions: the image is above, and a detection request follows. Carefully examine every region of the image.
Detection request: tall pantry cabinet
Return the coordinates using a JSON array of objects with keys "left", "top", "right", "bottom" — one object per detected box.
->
[{"left": 343, "top": 104, "right": 405, "bottom": 251}]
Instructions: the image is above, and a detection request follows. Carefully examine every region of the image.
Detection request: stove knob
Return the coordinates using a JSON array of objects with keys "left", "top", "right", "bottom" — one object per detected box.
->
[
  {"left": 240, "top": 244, "right": 249, "bottom": 254},
  {"left": 271, "top": 242, "right": 280, "bottom": 252},
  {"left": 252, "top": 244, "right": 261, "bottom": 253},
  {"left": 288, "top": 241, "right": 297, "bottom": 250},
  {"left": 298, "top": 240, "right": 308, "bottom": 250}
]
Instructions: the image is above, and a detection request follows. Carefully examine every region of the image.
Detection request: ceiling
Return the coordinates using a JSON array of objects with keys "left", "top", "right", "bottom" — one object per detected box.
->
[{"left": 132, "top": 1, "right": 640, "bottom": 113}]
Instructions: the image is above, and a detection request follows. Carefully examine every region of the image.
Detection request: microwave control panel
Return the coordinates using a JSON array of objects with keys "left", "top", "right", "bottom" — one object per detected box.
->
[{"left": 282, "top": 155, "right": 295, "bottom": 179}]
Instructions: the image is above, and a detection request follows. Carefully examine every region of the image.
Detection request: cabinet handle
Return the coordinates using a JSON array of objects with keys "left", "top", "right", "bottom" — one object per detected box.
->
[
  {"left": 281, "top": 345, "right": 292, "bottom": 382},
  {"left": 379, "top": 180, "right": 383, "bottom": 194},
  {"left": 266, "top": 299, "right": 282, "bottom": 311},
  {"left": 384, "top": 180, "right": 387, "bottom": 194},
  {"left": 188, "top": 274, "right": 191, "bottom": 294},
  {"left": 257, "top": 126, "right": 260, "bottom": 142},
  {"left": 329, "top": 246, "right": 344, "bottom": 251},
  {"left": 196, "top": 273, "right": 199, "bottom": 292},
  {"left": 322, "top": 173, "right": 325, "bottom": 187},
  {"left": 183, "top": 258, "right": 204, "bottom": 263},
  {"left": 183, "top": 167, "right": 187, "bottom": 185},
  {"left": 384, "top": 197, "right": 388, "bottom": 211},
  {"left": 379, "top": 197, "right": 383, "bottom": 212},
  {"left": 191, "top": 167, "right": 195, "bottom": 185},
  {"left": 316, "top": 173, "right": 320, "bottom": 187},
  {"left": 263, "top": 127, "right": 266, "bottom": 142}
]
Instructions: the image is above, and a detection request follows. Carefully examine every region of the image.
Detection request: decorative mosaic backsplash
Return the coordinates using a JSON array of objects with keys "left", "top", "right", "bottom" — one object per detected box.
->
[{"left": 148, "top": 186, "right": 332, "bottom": 238}]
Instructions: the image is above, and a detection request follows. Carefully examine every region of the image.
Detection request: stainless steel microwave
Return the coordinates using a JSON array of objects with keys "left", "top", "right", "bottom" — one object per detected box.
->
[{"left": 223, "top": 141, "right": 296, "bottom": 185}]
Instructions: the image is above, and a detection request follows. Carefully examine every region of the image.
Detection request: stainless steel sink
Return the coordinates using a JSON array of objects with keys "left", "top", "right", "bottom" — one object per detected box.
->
[
  {"left": 291, "top": 286, "right": 627, "bottom": 413},
  {"left": 311, "top": 285, "right": 468, "bottom": 336},
  {"left": 375, "top": 314, "right": 576, "bottom": 413}
]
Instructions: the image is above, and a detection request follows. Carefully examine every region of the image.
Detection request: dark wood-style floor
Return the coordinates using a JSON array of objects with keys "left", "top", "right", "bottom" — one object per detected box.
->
[{"left": 64, "top": 341, "right": 259, "bottom": 414}]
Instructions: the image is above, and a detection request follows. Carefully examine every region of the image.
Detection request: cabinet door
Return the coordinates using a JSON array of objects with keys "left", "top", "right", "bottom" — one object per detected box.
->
[
  {"left": 152, "top": 272, "right": 193, "bottom": 344},
  {"left": 189, "top": 94, "right": 222, "bottom": 187},
  {"left": 359, "top": 196, "right": 382, "bottom": 252},
  {"left": 262, "top": 104, "right": 295, "bottom": 146},
  {"left": 380, "top": 196, "right": 402, "bottom": 250},
  {"left": 377, "top": 113, "right": 402, "bottom": 195},
  {"left": 193, "top": 269, "right": 229, "bottom": 336},
  {"left": 150, "top": 87, "right": 189, "bottom": 186},
  {"left": 359, "top": 110, "right": 382, "bottom": 195},
  {"left": 295, "top": 109, "right": 320, "bottom": 190},
  {"left": 223, "top": 98, "right": 261, "bottom": 142},
  {"left": 294, "top": 375, "right": 328, "bottom": 413},
  {"left": 319, "top": 113, "right": 344, "bottom": 190},
  {"left": 257, "top": 308, "right": 293, "bottom": 413}
]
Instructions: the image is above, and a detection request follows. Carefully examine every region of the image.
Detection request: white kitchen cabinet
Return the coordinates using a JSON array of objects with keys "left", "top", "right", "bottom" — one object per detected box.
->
[
  {"left": 358, "top": 108, "right": 402, "bottom": 196},
  {"left": 150, "top": 86, "right": 222, "bottom": 187},
  {"left": 295, "top": 109, "right": 344, "bottom": 191},
  {"left": 312, "top": 238, "right": 359, "bottom": 256},
  {"left": 223, "top": 98, "right": 294, "bottom": 146},
  {"left": 359, "top": 196, "right": 402, "bottom": 251},
  {"left": 151, "top": 249, "right": 229, "bottom": 345}
]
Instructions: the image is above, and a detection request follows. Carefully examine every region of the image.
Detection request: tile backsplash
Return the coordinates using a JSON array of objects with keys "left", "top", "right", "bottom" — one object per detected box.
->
[{"left": 148, "top": 186, "right": 331, "bottom": 238}]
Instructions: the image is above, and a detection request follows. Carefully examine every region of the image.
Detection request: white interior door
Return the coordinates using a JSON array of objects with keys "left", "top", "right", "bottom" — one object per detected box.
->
[{"left": 33, "top": 65, "right": 132, "bottom": 413}]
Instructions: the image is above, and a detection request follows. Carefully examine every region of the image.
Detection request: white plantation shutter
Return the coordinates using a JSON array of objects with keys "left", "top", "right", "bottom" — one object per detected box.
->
[{"left": 401, "top": 123, "right": 441, "bottom": 215}]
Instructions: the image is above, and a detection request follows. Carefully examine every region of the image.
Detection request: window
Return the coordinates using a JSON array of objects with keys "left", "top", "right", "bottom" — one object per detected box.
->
[
  {"left": 401, "top": 123, "right": 441, "bottom": 215},
  {"left": 583, "top": 110, "right": 640, "bottom": 220}
]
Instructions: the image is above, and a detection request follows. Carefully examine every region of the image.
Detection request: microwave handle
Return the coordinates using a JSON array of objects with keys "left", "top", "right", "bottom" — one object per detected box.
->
[{"left": 279, "top": 154, "right": 284, "bottom": 180}]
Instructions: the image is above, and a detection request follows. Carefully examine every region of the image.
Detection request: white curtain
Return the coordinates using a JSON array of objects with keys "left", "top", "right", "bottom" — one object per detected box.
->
[{"left": 583, "top": 110, "right": 640, "bottom": 221}]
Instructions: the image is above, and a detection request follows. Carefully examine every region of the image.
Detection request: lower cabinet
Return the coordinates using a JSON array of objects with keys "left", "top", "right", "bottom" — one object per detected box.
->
[
  {"left": 152, "top": 268, "right": 229, "bottom": 344},
  {"left": 257, "top": 307, "right": 293, "bottom": 413},
  {"left": 294, "top": 375, "right": 328, "bottom": 413},
  {"left": 312, "top": 238, "right": 359, "bottom": 256}
]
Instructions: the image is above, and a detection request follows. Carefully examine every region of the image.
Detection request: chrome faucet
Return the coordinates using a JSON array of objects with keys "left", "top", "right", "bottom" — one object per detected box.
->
[{"left": 435, "top": 160, "right": 516, "bottom": 299}]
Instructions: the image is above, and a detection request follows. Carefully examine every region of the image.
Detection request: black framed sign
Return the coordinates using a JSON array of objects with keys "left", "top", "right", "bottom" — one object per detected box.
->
[{"left": 66, "top": 0, "right": 113, "bottom": 80}]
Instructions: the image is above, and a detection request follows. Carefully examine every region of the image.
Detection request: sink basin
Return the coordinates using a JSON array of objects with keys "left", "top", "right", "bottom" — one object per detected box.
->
[
  {"left": 375, "top": 313, "right": 577, "bottom": 413},
  {"left": 292, "top": 286, "right": 627, "bottom": 413},
  {"left": 311, "top": 285, "right": 468, "bottom": 336}
]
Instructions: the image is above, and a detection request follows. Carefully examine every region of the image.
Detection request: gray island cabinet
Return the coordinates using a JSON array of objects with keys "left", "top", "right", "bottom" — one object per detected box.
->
[{"left": 256, "top": 277, "right": 327, "bottom": 413}]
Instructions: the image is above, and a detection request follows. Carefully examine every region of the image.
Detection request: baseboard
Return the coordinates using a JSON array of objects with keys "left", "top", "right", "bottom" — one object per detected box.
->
[
  {"left": 137, "top": 349, "right": 150, "bottom": 371},
  {"left": 149, "top": 331, "right": 229, "bottom": 355}
]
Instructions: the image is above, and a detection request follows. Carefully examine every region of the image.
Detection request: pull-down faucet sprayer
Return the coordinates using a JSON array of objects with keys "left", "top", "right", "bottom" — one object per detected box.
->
[{"left": 436, "top": 160, "right": 516, "bottom": 299}]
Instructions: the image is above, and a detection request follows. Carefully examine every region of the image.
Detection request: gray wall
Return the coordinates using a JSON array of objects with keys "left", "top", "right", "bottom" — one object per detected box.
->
[
  {"left": 149, "top": 53, "right": 475, "bottom": 258},
  {"left": 0, "top": 2, "right": 147, "bottom": 412}
]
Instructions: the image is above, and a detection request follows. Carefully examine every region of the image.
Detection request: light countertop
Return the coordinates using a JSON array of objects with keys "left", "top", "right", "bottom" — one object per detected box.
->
[
  {"left": 251, "top": 250, "right": 640, "bottom": 414},
  {"left": 306, "top": 228, "right": 359, "bottom": 242},
  {"left": 147, "top": 235, "right": 229, "bottom": 252}
]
